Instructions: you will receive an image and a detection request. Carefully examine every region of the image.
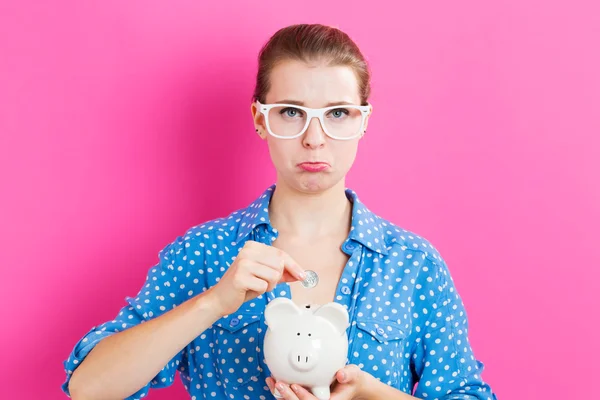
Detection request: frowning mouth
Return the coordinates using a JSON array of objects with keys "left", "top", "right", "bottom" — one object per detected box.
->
[{"left": 298, "top": 162, "right": 330, "bottom": 172}]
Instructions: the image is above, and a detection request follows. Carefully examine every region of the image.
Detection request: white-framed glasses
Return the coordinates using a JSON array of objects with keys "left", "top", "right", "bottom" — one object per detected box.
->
[{"left": 255, "top": 101, "right": 372, "bottom": 140}]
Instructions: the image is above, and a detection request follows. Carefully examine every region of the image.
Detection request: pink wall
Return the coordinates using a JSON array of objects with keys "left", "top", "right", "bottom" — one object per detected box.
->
[{"left": 1, "top": 1, "right": 598, "bottom": 399}]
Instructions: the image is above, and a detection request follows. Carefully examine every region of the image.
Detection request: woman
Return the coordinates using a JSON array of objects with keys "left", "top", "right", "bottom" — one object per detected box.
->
[{"left": 63, "top": 24, "right": 497, "bottom": 400}]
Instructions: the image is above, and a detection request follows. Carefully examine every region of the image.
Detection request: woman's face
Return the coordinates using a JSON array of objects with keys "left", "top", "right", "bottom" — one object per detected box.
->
[{"left": 252, "top": 59, "right": 370, "bottom": 194}]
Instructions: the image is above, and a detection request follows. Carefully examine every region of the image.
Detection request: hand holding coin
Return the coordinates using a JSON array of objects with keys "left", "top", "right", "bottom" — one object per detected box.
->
[{"left": 209, "top": 241, "right": 306, "bottom": 316}]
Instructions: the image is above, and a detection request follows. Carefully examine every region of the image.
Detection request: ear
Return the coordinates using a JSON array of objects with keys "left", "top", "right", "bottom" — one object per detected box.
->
[
  {"left": 361, "top": 103, "right": 373, "bottom": 138},
  {"left": 250, "top": 101, "right": 267, "bottom": 140},
  {"left": 313, "top": 303, "right": 349, "bottom": 335},
  {"left": 264, "top": 298, "right": 301, "bottom": 329}
]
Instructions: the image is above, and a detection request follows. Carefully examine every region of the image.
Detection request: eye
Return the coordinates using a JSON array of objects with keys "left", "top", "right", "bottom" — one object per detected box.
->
[
  {"left": 280, "top": 107, "right": 303, "bottom": 118},
  {"left": 297, "top": 332, "right": 300, "bottom": 335},
  {"left": 328, "top": 108, "right": 349, "bottom": 118}
]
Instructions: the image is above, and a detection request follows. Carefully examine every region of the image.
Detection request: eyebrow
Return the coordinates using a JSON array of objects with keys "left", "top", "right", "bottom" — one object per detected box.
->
[{"left": 274, "top": 99, "right": 356, "bottom": 107}]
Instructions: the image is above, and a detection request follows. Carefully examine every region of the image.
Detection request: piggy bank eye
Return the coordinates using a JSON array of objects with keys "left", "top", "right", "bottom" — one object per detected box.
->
[
  {"left": 308, "top": 333, "right": 312, "bottom": 336},
  {"left": 297, "top": 332, "right": 300, "bottom": 335}
]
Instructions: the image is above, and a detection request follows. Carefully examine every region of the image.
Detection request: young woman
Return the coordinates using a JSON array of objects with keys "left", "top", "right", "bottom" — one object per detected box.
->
[{"left": 63, "top": 24, "right": 497, "bottom": 400}]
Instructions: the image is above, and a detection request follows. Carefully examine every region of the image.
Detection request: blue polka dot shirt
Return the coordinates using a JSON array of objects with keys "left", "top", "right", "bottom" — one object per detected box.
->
[{"left": 62, "top": 185, "right": 497, "bottom": 399}]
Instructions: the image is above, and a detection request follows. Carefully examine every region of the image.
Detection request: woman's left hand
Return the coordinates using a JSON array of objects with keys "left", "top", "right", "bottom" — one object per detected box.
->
[{"left": 266, "top": 364, "right": 369, "bottom": 400}]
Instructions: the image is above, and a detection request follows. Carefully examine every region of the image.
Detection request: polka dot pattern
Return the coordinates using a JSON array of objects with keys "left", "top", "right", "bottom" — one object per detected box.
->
[{"left": 62, "top": 185, "right": 496, "bottom": 400}]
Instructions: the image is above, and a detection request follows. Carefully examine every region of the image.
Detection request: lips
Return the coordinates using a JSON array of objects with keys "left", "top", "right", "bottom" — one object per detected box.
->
[{"left": 298, "top": 162, "right": 330, "bottom": 172}]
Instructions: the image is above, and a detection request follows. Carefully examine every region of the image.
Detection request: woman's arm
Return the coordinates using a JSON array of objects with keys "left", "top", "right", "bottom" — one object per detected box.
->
[
  {"left": 63, "top": 238, "right": 205, "bottom": 399},
  {"left": 64, "top": 238, "right": 305, "bottom": 400},
  {"left": 408, "top": 256, "right": 497, "bottom": 400},
  {"left": 68, "top": 289, "right": 222, "bottom": 400}
]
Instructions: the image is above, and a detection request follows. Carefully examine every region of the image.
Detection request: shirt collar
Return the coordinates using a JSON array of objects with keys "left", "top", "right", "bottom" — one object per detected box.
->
[
  {"left": 236, "top": 184, "right": 388, "bottom": 255},
  {"left": 236, "top": 186, "right": 275, "bottom": 242}
]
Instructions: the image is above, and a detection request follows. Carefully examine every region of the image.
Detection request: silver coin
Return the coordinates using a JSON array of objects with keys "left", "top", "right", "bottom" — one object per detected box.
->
[{"left": 301, "top": 270, "right": 319, "bottom": 288}]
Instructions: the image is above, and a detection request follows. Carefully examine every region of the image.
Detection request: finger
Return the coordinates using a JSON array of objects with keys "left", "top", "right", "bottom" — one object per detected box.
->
[
  {"left": 275, "top": 382, "right": 300, "bottom": 400},
  {"left": 240, "top": 245, "right": 285, "bottom": 274},
  {"left": 249, "top": 263, "right": 281, "bottom": 292},
  {"left": 280, "top": 270, "right": 302, "bottom": 283},
  {"left": 289, "top": 384, "right": 317, "bottom": 399},
  {"left": 336, "top": 364, "right": 362, "bottom": 384},
  {"left": 248, "top": 242, "right": 306, "bottom": 281},
  {"left": 266, "top": 377, "right": 275, "bottom": 392},
  {"left": 237, "top": 259, "right": 280, "bottom": 292},
  {"left": 278, "top": 250, "right": 306, "bottom": 281},
  {"left": 243, "top": 275, "right": 269, "bottom": 294}
]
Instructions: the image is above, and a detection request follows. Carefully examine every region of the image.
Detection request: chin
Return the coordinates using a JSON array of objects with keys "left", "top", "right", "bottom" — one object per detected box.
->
[{"left": 285, "top": 172, "right": 345, "bottom": 194}]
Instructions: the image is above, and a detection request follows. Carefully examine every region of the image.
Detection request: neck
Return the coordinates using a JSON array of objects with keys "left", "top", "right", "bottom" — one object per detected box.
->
[{"left": 268, "top": 179, "right": 352, "bottom": 239}]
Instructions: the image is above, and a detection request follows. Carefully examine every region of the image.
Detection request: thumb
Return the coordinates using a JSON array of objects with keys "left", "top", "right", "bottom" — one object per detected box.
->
[
  {"left": 280, "top": 270, "right": 301, "bottom": 283},
  {"left": 336, "top": 364, "right": 362, "bottom": 384}
]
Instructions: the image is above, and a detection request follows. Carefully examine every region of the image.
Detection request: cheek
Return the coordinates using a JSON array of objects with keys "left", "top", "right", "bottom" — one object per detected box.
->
[
  {"left": 333, "top": 142, "right": 360, "bottom": 165},
  {"left": 266, "top": 139, "right": 295, "bottom": 165}
]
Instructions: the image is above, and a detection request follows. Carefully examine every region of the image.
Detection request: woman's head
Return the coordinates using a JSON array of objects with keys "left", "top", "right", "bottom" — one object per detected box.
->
[
  {"left": 252, "top": 24, "right": 371, "bottom": 106},
  {"left": 251, "top": 24, "right": 372, "bottom": 194}
]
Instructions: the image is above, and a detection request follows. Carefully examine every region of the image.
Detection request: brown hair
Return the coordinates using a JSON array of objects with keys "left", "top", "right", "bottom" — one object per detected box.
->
[{"left": 252, "top": 24, "right": 371, "bottom": 105}]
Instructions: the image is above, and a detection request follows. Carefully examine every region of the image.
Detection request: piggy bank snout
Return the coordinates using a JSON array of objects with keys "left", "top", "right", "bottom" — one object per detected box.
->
[{"left": 288, "top": 345, "right": 320, "bottom": 371}]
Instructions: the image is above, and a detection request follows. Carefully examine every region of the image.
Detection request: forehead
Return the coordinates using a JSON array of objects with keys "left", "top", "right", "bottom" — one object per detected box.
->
[{"left": 265, "top": 59, "right": 361, "bottom": 106}]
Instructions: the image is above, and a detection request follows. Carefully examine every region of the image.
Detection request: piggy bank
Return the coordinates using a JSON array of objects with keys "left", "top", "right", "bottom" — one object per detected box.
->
[{"left": 263, "top": 297, "right": 350, "bottom": 400}]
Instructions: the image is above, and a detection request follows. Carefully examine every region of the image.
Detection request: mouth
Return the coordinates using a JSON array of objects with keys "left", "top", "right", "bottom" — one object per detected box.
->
[{"left": 298, "top": 162, "right": 330, "bottom": 172}]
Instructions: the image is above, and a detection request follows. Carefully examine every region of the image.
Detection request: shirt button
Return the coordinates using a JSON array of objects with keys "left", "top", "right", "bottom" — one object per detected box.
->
[
  {"left": 376, "top": 327, "right": 385, "bottom": 336},
  {"left": 341, "top": 286, "right": 351, "bottom": 295},
  {"left": 230, "top": 318, "right": 240, "bottom": 327},
  {"left": 345, "top": 242, "right": 355, "bottom": 251}
]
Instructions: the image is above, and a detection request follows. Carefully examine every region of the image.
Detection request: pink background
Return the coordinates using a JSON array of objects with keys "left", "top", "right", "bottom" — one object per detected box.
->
[{"left": 1, "top": 1, "right": 598, "bottom": 399}]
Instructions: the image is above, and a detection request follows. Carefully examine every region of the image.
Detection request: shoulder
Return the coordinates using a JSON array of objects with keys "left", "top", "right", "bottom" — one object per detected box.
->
[
  {"left": 373, "top": 214, "right": 460, "bottom": 297},
  {"left": 157, "top": 207, "right": 247, "bottom": 260},
  {"left": 346, "top": 188, "right": 445, "bottom": 266},
  {"left": 380, "top": 217, "right": 445, "bottom": 266},
  {"left": 367, "top": 215, "right": 461, "bottom": 312},
  {"left": 352, "top": 192, "right": 446, "bottom": 267},
  {"left": 369, "top": 210, "right": 454, "bottom": 285}
]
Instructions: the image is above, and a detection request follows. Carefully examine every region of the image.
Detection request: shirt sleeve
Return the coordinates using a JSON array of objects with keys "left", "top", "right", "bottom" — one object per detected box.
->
[
  {"left": 61, "top": 236, "right": 204, "bottom": 399},
  {"left": 410, "top": 256, "right": 497, "bottom": 400}
]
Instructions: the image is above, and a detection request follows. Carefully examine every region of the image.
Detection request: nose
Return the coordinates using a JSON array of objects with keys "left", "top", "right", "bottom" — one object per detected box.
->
[
  {"left": 288, "top": 346, "right": 319, "bottom": 371},
  {"left": 302, "top": 117, "right": 326, "bottom": 149}
]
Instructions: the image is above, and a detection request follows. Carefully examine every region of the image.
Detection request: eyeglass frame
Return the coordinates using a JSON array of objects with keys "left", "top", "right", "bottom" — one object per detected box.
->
[{"left": 255, "top": 100, "right": 372, "bottom": 140}]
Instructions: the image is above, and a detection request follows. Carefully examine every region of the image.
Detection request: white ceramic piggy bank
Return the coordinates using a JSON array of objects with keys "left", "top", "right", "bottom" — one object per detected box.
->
[{"left": 263, "top": 297, "right": 350, "bottom": 400}]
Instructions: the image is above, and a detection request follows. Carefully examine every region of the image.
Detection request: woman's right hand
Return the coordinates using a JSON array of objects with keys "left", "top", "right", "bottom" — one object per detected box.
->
[{"left": 206, "top": 240, "right": 306, "bottom": 317}]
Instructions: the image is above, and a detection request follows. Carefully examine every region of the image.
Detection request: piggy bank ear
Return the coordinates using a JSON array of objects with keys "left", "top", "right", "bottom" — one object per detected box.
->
[
  {"left": 313, "top": 303, "right": 349, "bottom": 335},
  {"left": 264, "top": 297, "right": 301, "bottom": 329}
]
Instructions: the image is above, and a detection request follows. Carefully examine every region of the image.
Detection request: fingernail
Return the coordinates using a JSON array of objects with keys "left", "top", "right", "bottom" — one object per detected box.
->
[
  {"left": 291, "top": 384, "right": 300, "bottom": 393},
  {"left": 340, "top": 371, "right": 347, "bottom": 382},
  {"left": 276, "top": 383, "right": 285, "bottom": 392}
]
